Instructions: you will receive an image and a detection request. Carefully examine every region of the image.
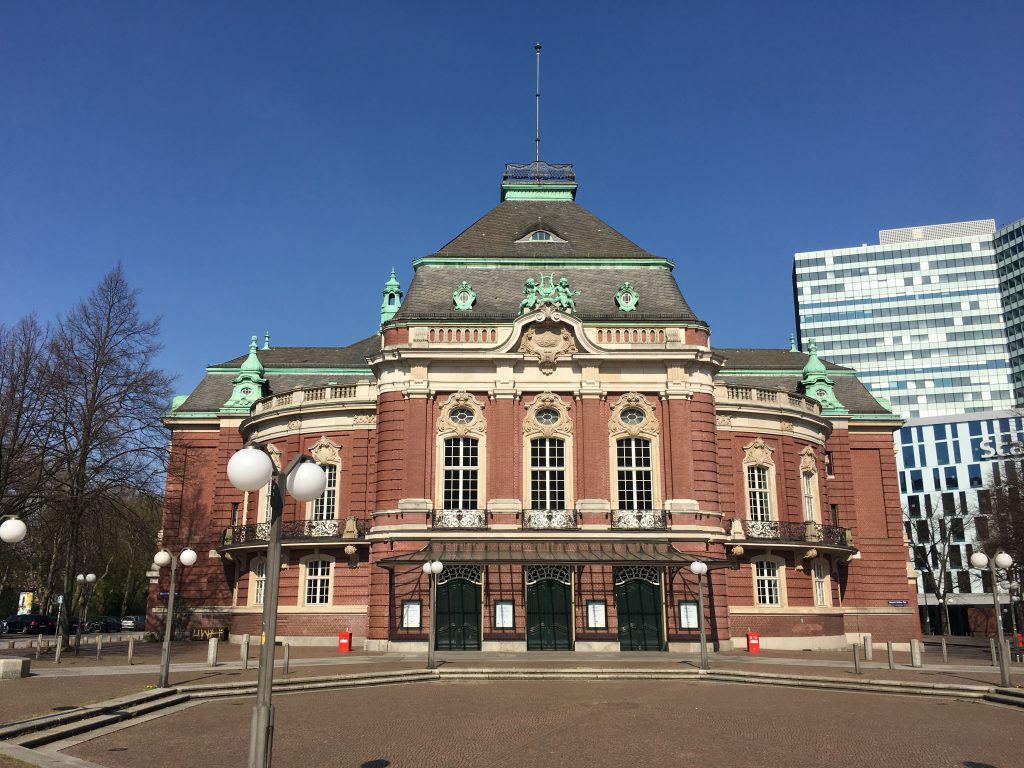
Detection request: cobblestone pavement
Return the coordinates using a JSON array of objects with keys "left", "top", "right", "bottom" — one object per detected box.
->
[{"left": 66, "top": 679, "right": 1021, "bottom": 768}]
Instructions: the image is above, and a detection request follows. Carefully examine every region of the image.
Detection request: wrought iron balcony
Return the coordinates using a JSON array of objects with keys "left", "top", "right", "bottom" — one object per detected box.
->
[
  {"left": 522, "top": 509, "right": 579, "bottom": 530},
  {"left": 220, "top": 517, "right": 369, "bottom": 547},
  {"left": 611, "top": 509, "right": 668, "bottom": 531},
  {"left": 430, "top": 508, "right": 488, "bottom": 529},
  {"left": 735, "top": 519, "right": 852, "bottom": 547},
  {"left": 503, "top": 161, "right": 575, "bottom": 182}
]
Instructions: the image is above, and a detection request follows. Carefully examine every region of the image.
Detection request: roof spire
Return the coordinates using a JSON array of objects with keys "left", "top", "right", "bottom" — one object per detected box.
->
[
  {"left": 534, "top": 42, "right": 542, "bottom": 167},
  {"left": 789, "top": 334, "right": 797, "bottom": 353}
]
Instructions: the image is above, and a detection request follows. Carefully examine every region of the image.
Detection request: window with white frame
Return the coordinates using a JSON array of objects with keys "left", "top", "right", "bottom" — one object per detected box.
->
[
  {"left": 304, "top": 559, "right": 331, "bottom": 605},
  {"left": 252, "top": 559, "right": 266, "bottom": 606},
  {"left": 312, "top": 465, "right": 337, "bottom": 521},
  {"left": 747, "top": 466, "right": 772, "bottom": 522},
  {"left": 443, "top": 437, "right": 478, "bottom": 509},
  {"left": 617, "top": 438, "right": 653, "bottom": 510},
  {"left": 812, "top": 558, "right": 830, "bottom": 607},
  {"left": 802, "top": 472, "right": 816, "bottom": 522},
  {"left": 754, "top": 558, "right": 782, "bottom": 606},
  {"left": 531, "top": 438, "right": 565, "bottom": 509}
]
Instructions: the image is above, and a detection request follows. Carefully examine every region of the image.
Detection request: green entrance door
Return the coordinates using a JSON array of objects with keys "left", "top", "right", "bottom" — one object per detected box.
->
[
  {"left": 526, "top": 578, "right": 572, "bottom": 650},
  {"left": 435, "top": 579, "right": 481, "bottom": 651},
  {"left": 615, "top": 569, "right": 664, "bottom": 651}
]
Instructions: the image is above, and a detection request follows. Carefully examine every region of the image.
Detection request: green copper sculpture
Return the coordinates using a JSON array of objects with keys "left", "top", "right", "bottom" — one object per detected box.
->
[
  {"left": 453, "top": 281, "right": 476, "bottom": 311},
  {"left": 615, "top": 282, "right": 639, "bottom": 312},
  {"left": 518, "top": 274, "right": 580, "bottom": 314}
]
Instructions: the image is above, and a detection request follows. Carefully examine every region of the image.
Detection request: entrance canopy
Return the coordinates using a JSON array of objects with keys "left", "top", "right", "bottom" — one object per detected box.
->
[{"left": 376, "top": 540, "right": 737, "bottom": 569}]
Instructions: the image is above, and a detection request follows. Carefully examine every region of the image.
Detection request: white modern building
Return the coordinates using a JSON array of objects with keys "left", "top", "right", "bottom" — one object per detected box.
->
[
  {"left": 994, "top": 218, "right": 1024, "bottom": 401},
  {"left": 793, "top": 219, "right": 1014, "bottom": 419}
]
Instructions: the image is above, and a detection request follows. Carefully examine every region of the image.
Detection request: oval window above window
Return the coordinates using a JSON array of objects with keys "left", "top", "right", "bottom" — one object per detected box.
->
[
  {"left": 450, "top": 407, "right": 474, "bottom": 425},
  {"left": 535, "top": 408, "right": 560, "bottom": 426},
  {"left": 620, "top": 407, "right": 646, "bottom": 426},
  {"left": 529, "top": 231, "right": 553, "bottom": 241}
]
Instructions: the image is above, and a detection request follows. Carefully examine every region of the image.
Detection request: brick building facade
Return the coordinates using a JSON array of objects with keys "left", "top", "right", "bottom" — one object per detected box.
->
[{"left": 152, "top": 163, "right": 919, "bottom": 652}]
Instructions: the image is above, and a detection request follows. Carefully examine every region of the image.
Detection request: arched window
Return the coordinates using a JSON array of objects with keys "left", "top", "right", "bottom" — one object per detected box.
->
[
  {"left": 617, "top": 438, "right": 653, "bottom": 510},
  {"left": 752, "top": 555, "right": 785, "bottom": 606},
  {"left": 530, "top": 231, "right": 553, "bottom": 241},
  {"left": 444, "top": 438, "right": 479, "bottom": 509},
  {"left": 800, "top": 447, "right": 821, "bottom": 523},
  {"left": 743, "top": 439, "right": 776, "bottom": 522},
  {"left": 607, "top": 393, "right": 661, "bottom": 512},
  {"left": 301, "top": 556, "right": 334, "bottom": 606},
  {"left": 530, "top": 438, "right": 565, "bottom": 509},
  {"left": 251, "top": 558, "right": 266, "bottom": 607},
  {"left": 313, "top": 465, "right": 338, "bottom": 521},
  {"left": 435, "top": 392, "right": 487, "bottom": 511},
  {"left": 812, "top": 558, "right": 831, "bottom": 607}
]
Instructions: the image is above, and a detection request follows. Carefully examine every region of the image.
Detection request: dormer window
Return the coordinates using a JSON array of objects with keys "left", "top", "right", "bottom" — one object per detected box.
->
[{"left": 516, "top": 229, "right": 567, "bottom": 244}]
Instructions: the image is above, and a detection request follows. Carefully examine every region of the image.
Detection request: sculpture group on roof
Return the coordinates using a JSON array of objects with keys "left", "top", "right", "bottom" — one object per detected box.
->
[{"left": 519, "top": 274, "right": 580, "bottom": 315}]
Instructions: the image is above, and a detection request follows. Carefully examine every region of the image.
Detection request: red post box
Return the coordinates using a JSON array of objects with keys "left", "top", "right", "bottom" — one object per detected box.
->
[
  {"left": 746, "top": 631, "right": 761, "bottom": 653},
  {"left": 1016, "top": 633, "right": 1023, "bottom": 650},
  {"left": 337, "top": 631, "right": 352, "bottom": 653}
]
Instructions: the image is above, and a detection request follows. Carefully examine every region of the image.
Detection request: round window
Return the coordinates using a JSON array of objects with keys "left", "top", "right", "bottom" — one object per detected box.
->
[
  {"left": 450, "top": 407, "right": 474, "bottom": 425},
  {"left": 240, "top": 387, "right": 253, "bottom": 396},
  {"left": 620, "top": 407, "right": 646, "bottom": 426},
  {"left": 535, "top": 408, "right": 560, "bottom": 426}
]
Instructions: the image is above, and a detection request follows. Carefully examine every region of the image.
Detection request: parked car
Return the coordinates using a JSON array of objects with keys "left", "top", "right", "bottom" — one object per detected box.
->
[
  {"left": 87, "top": 615, "right": 122, "bottom": 633},
  {"left": 1, "top": 614, "right": 57, "bottom": 634},
  {"left": 120, "top": 615, "right": 145, "bottom": 631}
]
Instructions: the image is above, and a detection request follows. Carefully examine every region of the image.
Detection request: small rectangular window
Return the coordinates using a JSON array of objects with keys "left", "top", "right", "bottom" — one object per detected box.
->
[
  {"left": 754, "top": 560, "right": 781, "bottom": 606},
  {"left": 304, "top": 559, "right": 331, "bottom": 605}
]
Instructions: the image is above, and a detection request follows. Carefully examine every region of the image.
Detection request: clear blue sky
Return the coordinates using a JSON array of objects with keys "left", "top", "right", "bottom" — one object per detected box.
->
[{"left": 2, "top": 2, "right": 1022, "bottom": 396}]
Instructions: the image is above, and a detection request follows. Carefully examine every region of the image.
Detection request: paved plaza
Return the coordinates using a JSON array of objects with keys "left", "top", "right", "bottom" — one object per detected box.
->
[
  {"left": 0, "top": 641, "right": 1021, "bottom": 768},
  {"left": 64, "top": 679, "right": 1022, "bottom": 768}
]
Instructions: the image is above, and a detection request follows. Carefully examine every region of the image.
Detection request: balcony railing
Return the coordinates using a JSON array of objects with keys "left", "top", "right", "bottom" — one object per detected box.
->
[
  {"left": 221, "top": 517, "right": 369, "bottom": 547},
  {"left": 611, "top": 509, "right": 668, "bottom": 531},
  {"left": 503, "top": 161, "right": 575, "bottom": 182},
  {"left": 716, "top": 384, "right": 821, "bottom": 415},
  {"left": 734, "top": 519, "right": 852, "bottom": 547},
  {"left": 430, "top": 508, "right": 487, "bottom": 529},
  {"left": 522, "top": 509, "right": 579, "bottom": 530}
]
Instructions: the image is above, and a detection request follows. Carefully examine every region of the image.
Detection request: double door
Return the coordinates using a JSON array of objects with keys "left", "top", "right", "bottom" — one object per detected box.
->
[
  {"left": 526, "top": 578, "right": 572, "bottom": 650},
  {"left": 435, "top": 579, "right": 481, "bottom": 650},
  {"left": 615, "top": 578, "right": 664, "bottom": 651}
]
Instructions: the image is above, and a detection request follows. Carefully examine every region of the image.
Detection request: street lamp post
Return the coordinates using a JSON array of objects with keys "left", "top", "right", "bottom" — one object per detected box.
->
[
  {"left": 0, "top": 517, "right": 28, "bottom": 545},
  {"left": 970, "top": 549, "right": 1014, "bottom": 687},
  {"left": 422, "top": 560, "right": 444, "bottom": 670},
  {"left": 689, "top": 561, "right": 710, "bottom": 671},
  {"left": 154, "top": 547, "right": 197, "bottom": 687},
  {"left": 73, "top": 573, "right": 97, "bottom": 656},
  {"left": 227, "top": 444, "right": 327, "bottom": 768}
]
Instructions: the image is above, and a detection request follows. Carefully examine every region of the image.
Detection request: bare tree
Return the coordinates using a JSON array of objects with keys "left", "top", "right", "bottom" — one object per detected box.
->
[
  {"left": 42, "top": 265, "right": 172, "bottom": 639},
  {"left": 981, "top": 459, "right": 1024, "bottom": 583}
]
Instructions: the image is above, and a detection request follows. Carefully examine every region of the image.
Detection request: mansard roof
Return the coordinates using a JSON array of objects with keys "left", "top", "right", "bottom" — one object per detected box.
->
[
  {"left": 714, "top": 347, "right": 892, "bottom": 416},
  {"left": 436, "top": 200, "right": 650, "bottom": 258},
  {"left": 214, "top": 335, "right": 380, "bottom": 369}
]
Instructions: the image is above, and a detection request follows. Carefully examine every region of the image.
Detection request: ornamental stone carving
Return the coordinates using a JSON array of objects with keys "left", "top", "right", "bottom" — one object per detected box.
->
[
  {"left": 287, "top": 419, "right": 302, "bottom": 430},
  {"left": 436, "top": 391, "right": 486, "bottom": 437},
  {"left": 308, "top": 436, "right": 341, "bottom": 466},
  {"left": 800, "top": 445, "right": 817, "bottom": 475},
  {"left": 716, "top": 415, "right": 732, "bottom": 426},
  {"left": 742, "top": 438, "right": 775, "bottom": 467},
  {"left": 608, "top": 392, "right": 659, "bottom": 437},
  {"left": 266, "top": 444, "right": 282, "bottom": 470},
  {"left": 518, "top": 308, "right": 578, "bottom": 375},
  {"left": 353, "top": 414, "right": 377, "bottom": 425},
  {"left": 779, "top": 419, "right": 794, "bottom": 432},
  {"left": 522, "top": 392, "right": 572, "bottom": 438}
]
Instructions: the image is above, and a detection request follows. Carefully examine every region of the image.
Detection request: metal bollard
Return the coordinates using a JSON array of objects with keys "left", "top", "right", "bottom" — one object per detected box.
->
[
  {"left": 910, "top": 638, "right": 923, "bottom": 668},
  {"left": 862, "top": 634, "right": 873, "bottom": 661},
  {"left": 128, "top": 636, "right": 134, "bottom": 666},
  {"left": 207, "top": 637, "right": 219, "bottom": 667},
  {"left": 96, "top": 635, "right": 103, "bottom": 659},
  {"left": 990, "top": 637, "right": 998, "bottom": 666},
  {"left": 55, "top": 635, "right": 63, "bottom": 664},
  {"left": 241, "top": 634, "right": 250, "bottom": 670},
  {"left": 941, "top": 636, "right": 948, "bottom": 663},
  {"left": 853, "top": 644, "right": 862, "bottom": 674},
  {"left": 886, "top": 641, "right": 894, "bottom": 670},
  {"left": 283, "top": 643, "right": 290, "bottom": 675},
  {"left": 35, "top": 634, "right": 42, "bottom": 660}
]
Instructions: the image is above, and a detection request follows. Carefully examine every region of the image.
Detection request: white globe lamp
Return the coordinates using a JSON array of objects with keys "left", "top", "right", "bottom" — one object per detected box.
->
[
  {"left": 179, "top": 548, "right": 198, "bottom": 567},
  {"left": 970, "top": 552, "right": 989, "bottom": 570},
  {"left": 430, "top": 560, "right": 444, "bottom": 575},
  {"left": 0, "top": 518, "right": 27, "bottom": 544},
  {"left": 995, "top": 552, "right": 1014, "bottom": 570},
  {"left": 154, "top": 550, "right": 172, "bottom": 568},
  {"left": 227, "top": 447, "right": 274, "bottom": 492},
  {"left": 689, "top": 561, "right": 708, "bottom": 576},
  {"left": 85, "top": 573, "right": 97, "bottom": 584},
  {"left": 422, "top": 562, "right": 432, "bottom": 575},
  {"left": 286, "top": 462, "right": 328, "bottom": 502}
]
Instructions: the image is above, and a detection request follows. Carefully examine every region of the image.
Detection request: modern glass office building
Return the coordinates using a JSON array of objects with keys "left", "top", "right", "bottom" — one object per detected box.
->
[
  {"left": 995, "top": 218, "right": 1024, "bottom": 401},
  {"left": 793, "top": 220, "right": 1013, "bottom": 419},
  {"left": 897, "top": 409, "right": 1023, "bottom": 633}
]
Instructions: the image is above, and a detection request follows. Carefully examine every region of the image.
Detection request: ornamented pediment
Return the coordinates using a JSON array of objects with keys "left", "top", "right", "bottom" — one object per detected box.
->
[
  {"left": 266, "top": 444, "right": 282, "bottom": 471},
  {"left": 608, "top": 392, "right": 659, "bottom": 437},
  {"left": 518, "top": 307, "right": 579, "bottom": 375},
  {"left": 742, "top": 438, "right": 775, "bottom": 467},
  {"left": 308, "top": 436, "right": 341, "bottom": 466},
  {"left": 436, "top": 391, "right": 486, "bottom": 437},
  {"left": 523, "top": 392, "right": 572, "bottom": 438}
]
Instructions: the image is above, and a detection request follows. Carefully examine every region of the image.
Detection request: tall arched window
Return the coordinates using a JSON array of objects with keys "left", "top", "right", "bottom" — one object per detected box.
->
[
  {"left": 812, "top": 558, "right": 831, "bottom": 607},
  {"left": 531, "top": 437, "right": 565, "bottom": 509},
  {"left": 444, "top": 437, "right": 479, "bottom": 509},
  {"left": 800, "top": 447, "right": 821, "bottom": 523},
  {"left": 313, "top": 465, "right": 338, "bottom": 521},
  {"left": 251, "top": 558, "right": 266, "bottom": 606},
  {"left": 607, "top": 393, "right": 661, "bottom": 512},
  {"left": 743, "top": 439, "right": 776, "bottom": 522},
  {"left": 617, "top": 438, "right": 653, "bottom": 510}
]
